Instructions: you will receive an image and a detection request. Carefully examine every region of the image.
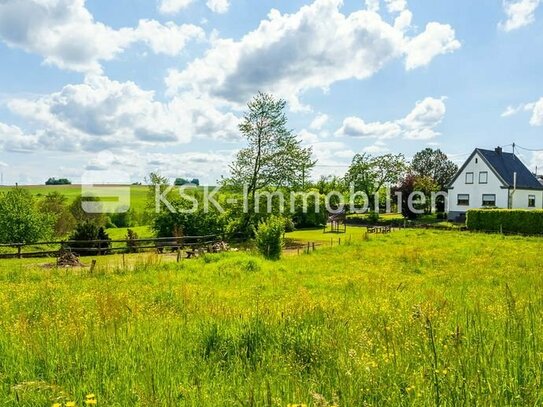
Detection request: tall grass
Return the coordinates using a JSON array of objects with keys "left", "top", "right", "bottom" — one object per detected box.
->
[{"left": 0, "top": 230, "right": 542, "bottom": 406}]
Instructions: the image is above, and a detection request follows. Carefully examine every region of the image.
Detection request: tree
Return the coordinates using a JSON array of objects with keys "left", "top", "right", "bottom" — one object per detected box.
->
[
  {"left": 39, "top": 192, "right": 76, "bottom": 237},
  {"left": 45, "top": 177, "right": 71, "bottom": 185},
  {"left": 224, "top": 92, "right": 315, "bottom": 235},
  {"left": 411, "top": 148, "right": 458, "bottom": 190},
  {"left": 68, "top": 222, "right": 111, "bottom": 256},
  {"left": 414, "top": 176, "right": 440, "bottom": 214},
  {"left": 0, "top": 188, "right": 54, "bottom": 243},
  {"left": 69, "top": 195, "right": 106, "bottom": 226},
  {"left": 345, "top": 153, "right": 407, "bottom": 210},
  {"left": 254, "top": 216, "right": 285, "bottom": 260}
]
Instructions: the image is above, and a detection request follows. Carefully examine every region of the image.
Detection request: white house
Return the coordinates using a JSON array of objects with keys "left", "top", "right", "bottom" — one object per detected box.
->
[{"left": 447, "top": 147, "right": 543, "bottom": 220}]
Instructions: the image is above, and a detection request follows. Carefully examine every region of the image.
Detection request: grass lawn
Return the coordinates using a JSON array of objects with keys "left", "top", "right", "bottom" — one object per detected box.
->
[{"left": 0, "top": 230, "right": 543, "bottom": 405}]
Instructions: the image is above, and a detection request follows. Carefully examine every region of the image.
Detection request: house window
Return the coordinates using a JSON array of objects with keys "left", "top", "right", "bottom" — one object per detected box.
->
[
  {"left": 528, "top": 195, "right": 536, "bottom": 208},
  {"left": 475, "top": 158, "right": 478, "bottom": 163},
  {"left": 457, "top": 194, "right": 470, "bottom": 206},
  {"left": 482, "top": 194, "right": 496, "bottom": 207},
  {"left": 465, "top": 172, "right": 474, "bottom": 184},
  {"left": 479, "top": 171, "right": 488, "bottom": 184}
]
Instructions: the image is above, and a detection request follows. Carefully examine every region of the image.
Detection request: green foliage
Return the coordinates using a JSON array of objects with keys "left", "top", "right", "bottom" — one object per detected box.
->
[
  {"left": 38, "top": 192, "right": 76, "bottom": 237},
  {"left": 68, "top": 222, "right": 112, "bottom": 255},
  {"left": 290, "top": 190, "right": 328, "bottom": 228},
  {"left": 174, "top": 178, "right": 200, "bottom": 186},
  {"left": 254, "top": 215, "right": 285, "bottom": 259},
  {"left": 0, "top": 188, "right": 54, "bottom": 243},
  {"left": 411, "top": 148, "right": 458, "bottom": 190},
  {"left": 109, "top": 206, "right": 134, "bottom": 228},
  {"left": 152, "top": 193, "right": 226, "bottom": 238},
  {"left": 345, "top": 153, "right": 406, "bottom": 209},
  {"left": 125, "top": 228, "right": 140, "bottom": 253},
  {"left": 366, "top": 211, "right": 380, "bottom": 223},
  {"left": 466, "top": 209, "right": 543, "bottom": 234},
  {"left": 69, "top": 195, "right": 106, "bottom": 226},
  {"left": 45, "top": 177, "right": 71, "bottom": 185}
]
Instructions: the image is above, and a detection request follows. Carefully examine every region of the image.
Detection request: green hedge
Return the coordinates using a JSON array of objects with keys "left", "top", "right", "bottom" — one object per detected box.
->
[{"left": 466, "top": 209, "right": 543, "bottom": 235}]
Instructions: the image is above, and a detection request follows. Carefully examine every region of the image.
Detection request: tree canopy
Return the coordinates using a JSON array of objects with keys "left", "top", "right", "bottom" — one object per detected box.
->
[{"left": 411, "top": 148, "right": 458, "bottom": 190}]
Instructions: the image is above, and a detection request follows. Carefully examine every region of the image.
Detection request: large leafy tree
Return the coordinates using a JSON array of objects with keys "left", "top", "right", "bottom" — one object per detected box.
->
[
  {"left": 345, "top": 153, "right": 407, "bottom": 209},
  {"left": 0, "top": 188, "right": 54, "bottom": 243},
  {"left": 224, "top": 92, "right": 315, "bottom": 234},
  {"left": 411, "top": 148, "right": 458, "bottom": 190}
]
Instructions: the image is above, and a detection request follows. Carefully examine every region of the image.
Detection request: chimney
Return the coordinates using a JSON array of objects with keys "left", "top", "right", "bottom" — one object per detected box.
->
[{"left": 495, "top": 146, "right": 502, "bottom": 155}]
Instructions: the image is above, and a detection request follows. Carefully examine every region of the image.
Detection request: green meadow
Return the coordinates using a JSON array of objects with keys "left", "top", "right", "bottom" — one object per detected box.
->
[
  {"left": 0, "top": 229, "right": 542, "bottom": 406},
  {"left": 0, "top": 185, "right": 149, "bottom": 214}
]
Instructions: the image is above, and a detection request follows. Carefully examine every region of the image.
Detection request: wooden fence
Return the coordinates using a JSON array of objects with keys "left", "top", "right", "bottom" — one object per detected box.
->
[{"left": 0, "top": 234, "right": 221, "bottom": 259}]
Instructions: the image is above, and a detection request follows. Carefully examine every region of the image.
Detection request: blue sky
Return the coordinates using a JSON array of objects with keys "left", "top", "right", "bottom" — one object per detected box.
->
[{"left": 0, "top": 0, "right": 542, "bottom": 185}]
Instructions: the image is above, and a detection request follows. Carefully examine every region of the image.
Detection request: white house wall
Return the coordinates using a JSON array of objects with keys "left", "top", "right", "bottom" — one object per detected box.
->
[
  {"left": 511, "top": 189, "right": 543, "bottom": 209},
  {"left": 447, "top": 151, "right": 509, "bottom": 215}
]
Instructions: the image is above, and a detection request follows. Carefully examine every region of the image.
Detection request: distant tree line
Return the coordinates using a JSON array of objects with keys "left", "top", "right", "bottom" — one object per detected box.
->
[{"left": 45, "top": 177, "right": 71, "bottom": 185}]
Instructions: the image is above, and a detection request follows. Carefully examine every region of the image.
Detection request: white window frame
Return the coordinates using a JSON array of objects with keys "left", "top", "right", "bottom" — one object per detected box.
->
[
  {"left": 528, "top": 195, "right": 536, "bottom": 208},
  {"left": 465, "top": 172, "right": 474, "bottom": 184},
  {"left": 479, "top": 171, "right": 488, "bottom": 184},
  {"left": 482, "top": 194, "right": 496, "bottom": 207},
  {"left": 457, "top": 194, "right": 470, "bottom": 206}
]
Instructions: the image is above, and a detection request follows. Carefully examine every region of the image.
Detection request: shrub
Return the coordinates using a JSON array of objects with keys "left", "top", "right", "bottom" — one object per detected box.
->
[
  {"left": 70, "top": 195, "right": 106, "bottom": 227},
  {"left": 0, "top": 188, "right": 54, "bottom": 244},
  {"left": 466, "top": 209, "right": 543, "bottom": 235},
  {"left": 254, "top": 216, "right": 284, "bottom": 260},
  {"left": 126, "top": 228, "right": 140, "bottom": 253},
  {"left": 109, "top": 206, "right": 134, "bottom": 228},
  {"left": 366, "top": 211, "right": 380, "bottom": 223},
  {"left": 68, "top": 222, "right": 112, "bottom": 256}
]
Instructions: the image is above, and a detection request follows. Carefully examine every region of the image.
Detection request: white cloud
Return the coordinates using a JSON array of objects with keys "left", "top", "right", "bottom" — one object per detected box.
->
[
  {"left": 531, "top": 151, "right": 543, "bottom": 172},
  {"left": 165, "top": 0, "right": 460, "bottom": 110},
  {"left": 3, "top": 75, "right": 239, "bottom": 153},
  {"left": 529, "top": 98, "right": 543, "bottom": 126},
  {"left": 500, "top": 0, "right": 541, "bottom": 31},
  {"left": 133, "top": 20, "right": 204, "bottom": 56},
  {"left": 336, "top": 97, "right": 446, "bottom": 141},
  {"left": 362, "top": 141, "right": 389, "bottom": 153},
  {"left": 310, "top": 113, "right": 329, "bottom": 130},
  {"left": 206, "top": 0, "right": 230, "bottom": 13},
  {"left": 84, "top": 150, "right": 233, "bottom": 181},
  {"left": 502, "top": 98, "right": 543, "bottom": 125},
  {"left": 159, "top": 0, "right": 194, "bottom": 14},
  {"left": 365, "top": 0, "right": 380, "bottom": 12},
  {"left": 0, "top": 0, "right": 203, "bottom": 72},
  {"left": 385, "top": 0, "right": 407, "bottom": 13},
  {"left": 405, "top": 22, "right": 461, "bottom": 70}
]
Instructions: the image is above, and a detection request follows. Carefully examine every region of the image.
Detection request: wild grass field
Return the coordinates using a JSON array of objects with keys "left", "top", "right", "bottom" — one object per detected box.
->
[{"left": 1, "top": 229, "right": 543, "bottom": 406}]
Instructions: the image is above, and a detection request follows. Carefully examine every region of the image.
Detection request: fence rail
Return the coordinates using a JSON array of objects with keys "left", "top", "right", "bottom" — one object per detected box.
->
[{"left": 0, "top": 234, "right": 221, "bottom": 259}]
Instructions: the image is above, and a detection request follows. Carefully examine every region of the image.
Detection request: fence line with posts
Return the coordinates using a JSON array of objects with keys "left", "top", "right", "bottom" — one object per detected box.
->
[{"left": 0, "top": 234, "right": 222, "bottom": 259}]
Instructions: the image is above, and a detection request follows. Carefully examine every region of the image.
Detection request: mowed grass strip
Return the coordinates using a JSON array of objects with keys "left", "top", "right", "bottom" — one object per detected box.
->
[{"left": 0, "top": 230, "right": 542, "bottom": 406}]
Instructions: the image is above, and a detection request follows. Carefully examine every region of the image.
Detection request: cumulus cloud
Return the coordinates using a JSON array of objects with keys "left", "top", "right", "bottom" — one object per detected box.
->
[
  {"left": 500, "top": 0, "right": 541, "bottom": 31},
  {"left": 206, "top": 0, "right": 230, "bottom": 13},
  {"left": 159, "top": 0, "right": 194, "bottom": 14},
  {"left": 3, "top": 75, "right": 239, "bottom": 153},
  {"left": 310, "top": 113, "right": 329, "bottom": 130},
  {"left": 335, "top": 97, "right": 446, "bottom": 141},
  {"left": 165, "top": 0, "right": 460, "bottom": 110},
  {"left": 529, "top": 98, "right": 543, "bottom": 126},
  {"left": 404, "top": 23, "right": 460, "bottom": 70},
  {"left": 501, "top": 97, "right": 543, "bottom": 125},
  {"left": 0, "top": 0, "right": 203, "bottom": 72}
]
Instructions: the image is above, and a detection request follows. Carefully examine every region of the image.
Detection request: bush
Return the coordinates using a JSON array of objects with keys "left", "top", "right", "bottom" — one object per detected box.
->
[
  {"left": 38, "top": 192, "right": 76, "bottom": 237},
  {"left": 126, "top": 228, "right": 140, "bottom": 253},
  {"left": 0, "top": 188, "right": 54, "bottom": 243},
  {"left": 68, "top": 222, "right": 112, "bottom": 256},
  {"left": 254, "top": 216, "right": 284, "bottom": 260},
  {"left": 466, "top": 209, "right": 543, "bottom": 235},
  {"left": 109, "top": 206, "right": 134, "bottom": 228},
  {"left": 366, "top": 211, "right": 380, "bottom": 223}
]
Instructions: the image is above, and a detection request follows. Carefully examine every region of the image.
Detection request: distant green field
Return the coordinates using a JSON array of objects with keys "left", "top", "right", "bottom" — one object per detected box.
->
[{"left": 0, "top": 184, "right": 149, "bottom": 214}]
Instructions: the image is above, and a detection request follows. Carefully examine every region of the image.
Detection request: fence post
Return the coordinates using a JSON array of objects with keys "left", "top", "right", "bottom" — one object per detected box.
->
[
  {"left": 312, "top": 242, "right": 315, "bottom": 251},
  {"left": 307, "top": 242, "right": 310, "bottom": 254},
  {"left": 176, "top": 248, "right": 181, "bottom": 263},
  {"left": 90, "top": 259, "right": 96, "bottom": 274}
]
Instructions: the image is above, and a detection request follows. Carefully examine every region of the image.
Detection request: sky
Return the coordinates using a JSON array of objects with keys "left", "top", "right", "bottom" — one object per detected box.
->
[{"left": 0, "top": 0, "right": 542, "bottom": 185}]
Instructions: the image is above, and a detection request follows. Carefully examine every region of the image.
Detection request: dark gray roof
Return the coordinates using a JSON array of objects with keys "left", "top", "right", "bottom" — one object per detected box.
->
[{"left": 476, "top": 148, "right": 543, "bottom": 190}]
